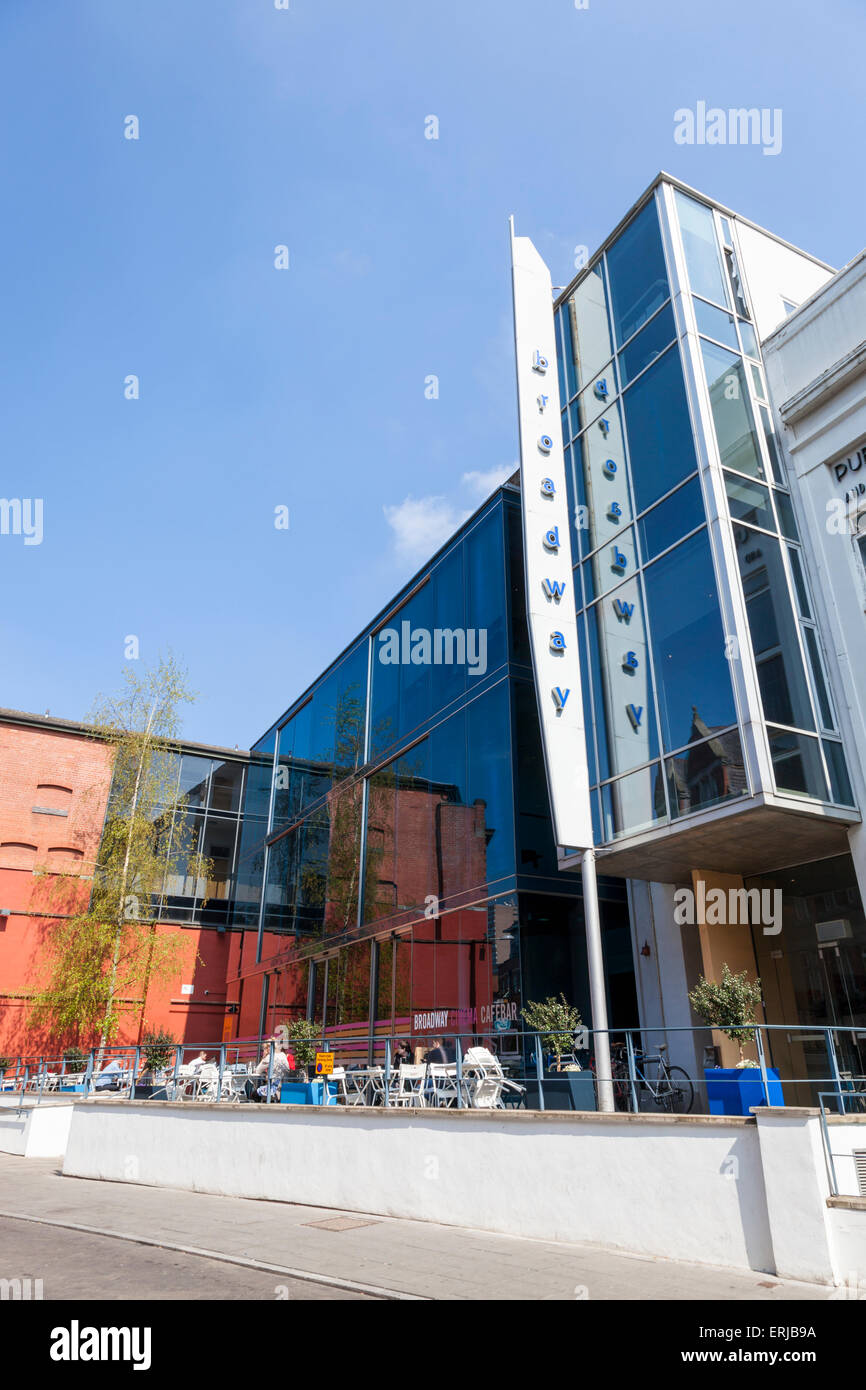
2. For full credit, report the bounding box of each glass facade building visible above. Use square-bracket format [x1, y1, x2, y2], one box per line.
[203, 175, 863, 1077]
[227, 491, 636, 1050]
[554, 181, 856, 868]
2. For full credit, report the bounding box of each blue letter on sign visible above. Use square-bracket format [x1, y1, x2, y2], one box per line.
[544, 526, 560, 551]
[550, 631, 566, 651]
[552, 687, 570, 710]
[626, 704, 643, 730]
[542, 578, 566, 600]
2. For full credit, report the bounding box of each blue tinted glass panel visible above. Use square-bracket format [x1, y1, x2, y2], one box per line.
[694, 297, 739, 349]
[643, 529, 737, 752]
[759, 405, 786, 486]
[734, 526, 815, 731]
[637, 476, 703, 562]
[606, 200, 669, 346]
[622, 345, 698, 513]
[619, 301, 675, 386]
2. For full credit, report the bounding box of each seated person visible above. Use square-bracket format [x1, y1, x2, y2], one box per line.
[423, 1037, 456, 1065]
[247, 1034, 295, 1100]
[188, 1050, 209, 1072]
[392, 1039, 412, 1067]
[93, 1057, 124, 1090]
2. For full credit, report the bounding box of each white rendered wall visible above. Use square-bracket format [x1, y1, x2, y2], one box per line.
[0, 1099, 73, 1157]
[735, 222, 832, 342]
[64, 1101, 773, 1273]
[762, 252, 866, 905]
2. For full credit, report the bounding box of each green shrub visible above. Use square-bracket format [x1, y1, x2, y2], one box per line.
[688, 964, 764, 1064]
[521, 995, 583, 1066]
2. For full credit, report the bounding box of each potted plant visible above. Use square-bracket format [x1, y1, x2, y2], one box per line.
[0, 1056, 12, 1088]
[280, 1020, 334, 1105]
[688, 965, 783, 1115]
[521, 995, 596, 1112]
[59, 1046, 89, 1091]
[136, 1028, 177, 1098]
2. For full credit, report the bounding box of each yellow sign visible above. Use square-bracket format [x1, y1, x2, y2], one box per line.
[314, 1051, 334, 1076]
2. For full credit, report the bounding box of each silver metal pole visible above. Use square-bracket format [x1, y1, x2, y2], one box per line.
[581, 848, 614, 1113]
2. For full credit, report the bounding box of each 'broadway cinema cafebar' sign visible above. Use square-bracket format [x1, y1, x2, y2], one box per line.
[412, 1002, 519, 1033]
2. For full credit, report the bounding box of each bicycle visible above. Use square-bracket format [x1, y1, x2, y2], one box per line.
[591, 1042, 694, 1114]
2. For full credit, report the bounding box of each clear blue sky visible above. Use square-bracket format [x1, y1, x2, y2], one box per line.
[2, 0, 864, 749]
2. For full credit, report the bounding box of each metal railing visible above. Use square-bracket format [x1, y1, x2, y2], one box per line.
[2, 1022, 865, 1116]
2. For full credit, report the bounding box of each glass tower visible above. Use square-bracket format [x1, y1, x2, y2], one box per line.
[553, 178, 856, 869]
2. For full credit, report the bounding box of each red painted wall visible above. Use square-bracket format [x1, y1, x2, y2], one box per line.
[0, 718, 235, 1061]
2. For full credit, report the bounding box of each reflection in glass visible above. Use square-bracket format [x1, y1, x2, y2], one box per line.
[622, 346, 697, 513]
[701, 340, 764, 479]
[637, 475, 704, 563]
[580, 401, 633, 558]
[601, 764, 667, 840]
[774, 489, 799, 542]
[734, 526, 815, 731]
[606, 200, 669, 346]
[586, 581, 658, 780]
[768, 729, 828, 800]
[643, 529, 737, 752]
[676, 191, 728, 305]
[567, 264, 615, 391]
[803, 627, 835, 729]
[209, 760, 244, 814]
[823, 741, 854, 806]
[725, 473, 776, 531]
[694, 297, 739, 349]
[618, 301, 675, 386]
[666, 729, 747, 818]
[582, 529, 638, 603]
[788, 546, 812, 619]
[739, 319, 759, 359]
[758, 405, 786, 486]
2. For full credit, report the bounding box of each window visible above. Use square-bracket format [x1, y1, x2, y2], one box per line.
[701, 340, 764, 479]
[622, 345, 698, 512]
[676, 192, 729, 306]
[643, 529, 737, 753]
[733, 526, 815, 731]
[618, 301, 675, 386]
[606, 200, 669, 346]
[637, 475, 704, 563]
[694, 297, 739, 350]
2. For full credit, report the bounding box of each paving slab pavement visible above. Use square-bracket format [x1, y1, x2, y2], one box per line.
[0, 1154, 832, 1302]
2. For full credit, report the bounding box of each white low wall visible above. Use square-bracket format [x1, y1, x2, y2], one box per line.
[64, 1101, 776, 1274]
[0, 1098, 74, 1157]
[755, 1109, 866, 1286]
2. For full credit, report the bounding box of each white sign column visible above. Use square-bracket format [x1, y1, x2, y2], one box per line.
[510, 222, 614, 1111]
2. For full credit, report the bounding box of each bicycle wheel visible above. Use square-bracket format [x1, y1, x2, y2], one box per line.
[659, 1065, 694, 1114]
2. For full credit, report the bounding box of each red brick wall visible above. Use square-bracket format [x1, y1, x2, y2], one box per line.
[0, 720, 236, 1060]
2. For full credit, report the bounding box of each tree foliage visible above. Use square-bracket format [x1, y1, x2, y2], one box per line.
[30, 656, 211, 1052]
[521, 994, 583, 1063]
[688, 964, 764, 1061]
